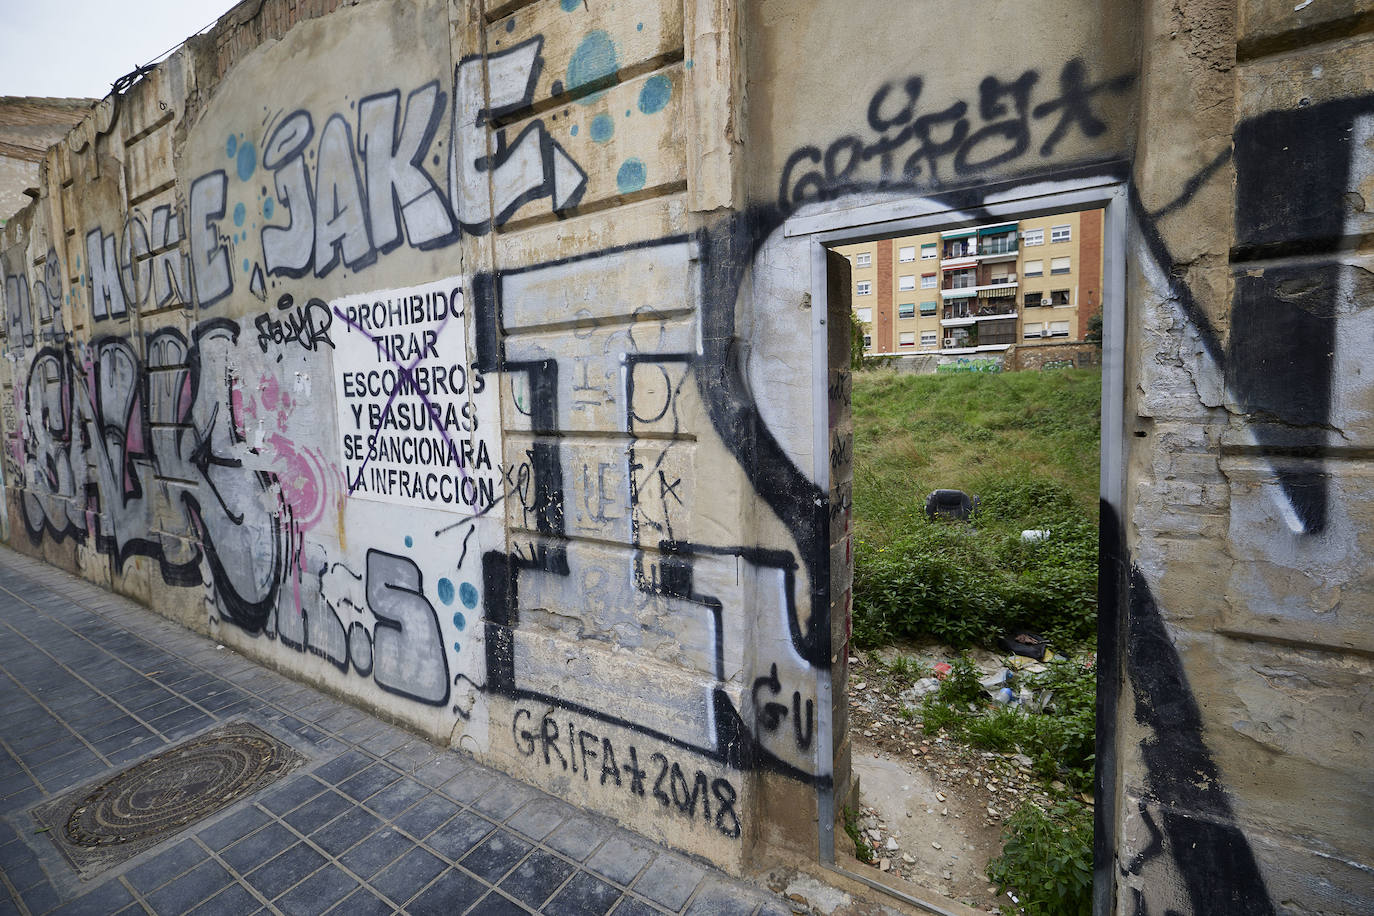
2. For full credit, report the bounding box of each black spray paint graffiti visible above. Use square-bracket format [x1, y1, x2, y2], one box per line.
[11, 318, 452, 707]
[59, 33, 586, 323]
[513, 707, 742, 839]
[254, 293, 335, 356]
[471, 234, 827, 793]
[779, 58, 1135, 209]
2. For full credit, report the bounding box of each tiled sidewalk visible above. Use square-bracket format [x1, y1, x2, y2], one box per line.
[0, 546, 790, 916]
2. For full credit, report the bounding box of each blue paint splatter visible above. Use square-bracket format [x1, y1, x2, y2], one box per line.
[638, 74, 671, 114]
[685, 59, 694, 70]
[226, 135, 237, 158]
[567, 30, 617, 104]
[453, 641, 462, 653]
[241, 258, 250, 273]
[404, 535, 414, 548]
[236, 141, 256, 181]
[570, 124, 579, 136]
[452, 611, 466, 630]
[617, 158, 646, 193]
[625, 109, 632, 117]
[234, 203, 246, 226]
[437, 578, 455, 605]
[637, 22, 643, 31]
[262, 197, 274, 219]
[459, 582, 478, 609]
[590, 113, 614, 143]
[560, 0, 580, 10]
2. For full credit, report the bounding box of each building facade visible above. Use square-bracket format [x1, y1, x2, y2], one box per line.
[839, 208, 1103, 359]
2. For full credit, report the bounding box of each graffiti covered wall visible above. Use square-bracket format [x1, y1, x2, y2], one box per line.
[2, 0, 1371, 905]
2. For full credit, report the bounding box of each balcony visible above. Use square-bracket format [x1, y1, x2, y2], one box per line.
[942, 299, 1019, 326]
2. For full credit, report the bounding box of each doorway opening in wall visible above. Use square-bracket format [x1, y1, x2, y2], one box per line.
[806, 180, 1125, 916]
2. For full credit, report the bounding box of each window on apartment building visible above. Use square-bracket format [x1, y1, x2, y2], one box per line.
[863, 334, 872, 349]
[1022, 228, 1043, 246]
[921, 243, 937, 259]
[1051, 225, 1071, 243]
[856, 307, 872, 323]
[898, 246, 916, 262]
[899, 275, 916, 291]
[1049, 321, 1070, 337]
[921, 273, 936, 289]
[898, 303, 915, 319]
[1050, 289, 1071, 306]
[1024, 260, 1043, 278]
[857, 281, 872, 295]
[1024, 292, 1043, 308]
[949, 268, 977, 289]
[920, 301, 937, 316]
[899, 331, 916, 347]
[855, 252, 872, 267]
[1024, 322, 1044, 339]
[1051, 256, 1071, 275]
[920, 331, 937, 348]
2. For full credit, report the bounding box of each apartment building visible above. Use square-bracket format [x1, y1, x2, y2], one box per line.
[838, 208, 1104, 359]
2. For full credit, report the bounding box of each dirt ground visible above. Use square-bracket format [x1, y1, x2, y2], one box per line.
[838, 647, 1068, 914]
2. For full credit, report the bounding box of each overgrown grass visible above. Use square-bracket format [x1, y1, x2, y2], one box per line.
[987, 800, 1094, 916]
[850, 368, 1101, 649]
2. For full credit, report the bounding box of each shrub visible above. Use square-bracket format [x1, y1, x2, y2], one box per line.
[987, 800, 1093, 916]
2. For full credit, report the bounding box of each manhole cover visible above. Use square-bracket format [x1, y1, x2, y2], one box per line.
[33, 721, 304, 878]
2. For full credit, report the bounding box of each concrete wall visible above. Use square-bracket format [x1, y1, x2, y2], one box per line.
[0, 98, 96, 223]
[0, 0, 1370, 909]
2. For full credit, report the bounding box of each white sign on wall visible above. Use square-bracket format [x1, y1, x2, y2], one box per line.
[331, 277, 497, 514]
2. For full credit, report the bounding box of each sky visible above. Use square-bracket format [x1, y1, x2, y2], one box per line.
[0, 0, 237, 99]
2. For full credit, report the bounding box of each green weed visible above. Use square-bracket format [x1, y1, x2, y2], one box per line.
[987, 800, 1093, 916]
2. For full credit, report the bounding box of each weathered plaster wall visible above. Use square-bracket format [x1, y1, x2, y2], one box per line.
[1, 0, 1370, 907]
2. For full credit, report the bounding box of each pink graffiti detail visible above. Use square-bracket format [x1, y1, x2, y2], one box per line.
[260, 375, 280, 411]
[265, 433, 335, 531]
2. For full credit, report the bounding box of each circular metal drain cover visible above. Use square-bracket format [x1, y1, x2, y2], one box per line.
[33, 721, 304, 878]
[66, 729, 285, 847]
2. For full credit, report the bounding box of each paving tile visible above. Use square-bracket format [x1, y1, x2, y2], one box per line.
[219, 821, 297, 874]
[506, 797, 573, 841]
[243, 842, 326, 898]
[545, 816, 610, 863]
[412, 752, 470, 788]
[633, 855, 706, 912]
[470, 890, 535, 915]
[393, 792, 463, 841]
[325, 888, 396, 916]
[125, 838, 207, 893]
[312, 749, 372, 785]
[361, 776, 428, 819]
[48, 880, 136, 916]
[196, 803, 272, 850]
[441, 766, 498, 803]
[336, 762, 401, 802]
[472, 778, 540, 821]
[405, 867, 488, 916]
[544, 871, 624, 916]
[18, 880, 59, 915]
[258, 774, 328, 815]
[499, 849, 575, 909]
[185, 883, 262, 916]
[282, 788, 353, 834]
[459, 831, 533, 883]
[426, 809, 497, 862]
[2, 856, 48, 892]
[309, 806, 382, 857]
[586, 834, 655, 887]
[274, 862, 359, 916]
[370, 845, 448, 905]
[683, 884, 762, 916]
[337, 827, 412, 879]
[610, 898, 671, 916]
[143, 858, 232, 915]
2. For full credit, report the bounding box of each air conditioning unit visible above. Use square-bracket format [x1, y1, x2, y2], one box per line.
[943, 338, 955, 348]
[1040, 328, 1051, 337]
[1041, 297, 1052, 306]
